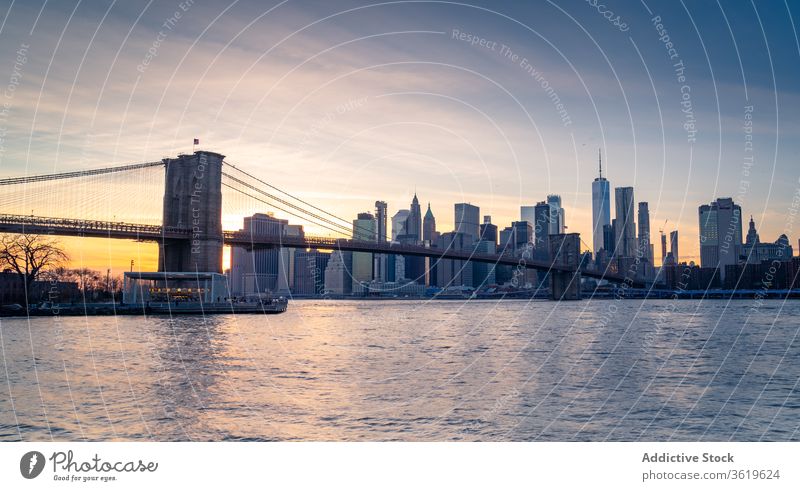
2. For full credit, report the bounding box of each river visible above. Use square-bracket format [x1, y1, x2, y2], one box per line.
[1, 299, 798, 441]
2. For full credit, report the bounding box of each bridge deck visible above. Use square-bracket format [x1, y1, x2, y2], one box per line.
[0, 213, 644, 286]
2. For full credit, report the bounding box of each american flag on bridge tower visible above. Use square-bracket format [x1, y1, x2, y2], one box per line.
[193, 138, 200, 145]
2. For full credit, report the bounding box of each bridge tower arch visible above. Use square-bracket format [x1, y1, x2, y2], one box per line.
[549, 233, 582, 300]
[158, 151, 224, 273]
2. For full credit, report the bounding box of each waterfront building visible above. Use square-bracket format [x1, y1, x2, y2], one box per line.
[293, 250, 330, 296]
[324, 250, 353, 296]
[230, 213, 287, 296]
[275, 224, 304, 295]
[742, 216, 794, 263]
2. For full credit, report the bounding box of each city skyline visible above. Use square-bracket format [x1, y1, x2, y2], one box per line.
[0, 1, 798, 272]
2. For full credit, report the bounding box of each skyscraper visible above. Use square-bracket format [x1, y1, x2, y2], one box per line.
[480, 215, 497, 244]
[512, 221, 533, 251]
[533, 200, 551, 257]
[614, 187, 636, 258]
[699, 198, 742, 279]
[375, 201, 387, 242]
[474, 218, 498, 287]
[637, 202, 652, 261]
[547, 194, 565, 235]
[423, 202, 438, 243]
[293, 250, 330, 296]
[352, 212, 376, 288]
[520, 205, 536, 229]
[230, 213, 288, 296]
[591, 149, 611, 254]
[324, 250, 353, 296]
[374, 201, 388, 281]
[391, 209, 410, 241]
[454, 203, 480, 242]
[436, 232, 474, 288]
[405, 193, 422, 242]
[669, 230, 679, 264]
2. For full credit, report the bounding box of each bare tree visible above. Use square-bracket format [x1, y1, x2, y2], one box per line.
[0, 234, 69, 305]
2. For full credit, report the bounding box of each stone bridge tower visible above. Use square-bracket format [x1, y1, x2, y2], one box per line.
[549, 233, 581, 300]
[158, 151, 224, 273]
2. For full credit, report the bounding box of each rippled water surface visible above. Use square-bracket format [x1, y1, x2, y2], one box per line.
[1, 299, 799, 441]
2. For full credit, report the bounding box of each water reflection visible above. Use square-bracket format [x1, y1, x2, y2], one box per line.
[1, 299, 798, 441]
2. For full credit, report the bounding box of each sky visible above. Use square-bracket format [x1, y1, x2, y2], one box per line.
[0, 0, 798, 272]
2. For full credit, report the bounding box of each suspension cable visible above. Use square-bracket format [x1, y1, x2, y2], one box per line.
[0, 161, 164, 186]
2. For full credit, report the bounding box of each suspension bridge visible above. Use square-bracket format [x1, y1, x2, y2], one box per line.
[0, 151, 646, 300]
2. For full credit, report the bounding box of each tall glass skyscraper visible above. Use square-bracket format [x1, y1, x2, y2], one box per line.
[614, 186, 636, 258]
[546, 195, 565, 235]
[591, 150, 611, 254]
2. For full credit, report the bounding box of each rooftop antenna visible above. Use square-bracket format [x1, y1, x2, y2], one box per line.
[598, 148, 603, 179]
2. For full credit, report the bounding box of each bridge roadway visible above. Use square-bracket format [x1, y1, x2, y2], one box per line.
[0, 213, 644, 286]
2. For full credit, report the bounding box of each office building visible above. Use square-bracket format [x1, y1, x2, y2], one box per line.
[499, 226, 515, 254]
[436, 232, 474, 288]
[352, 212, 376, 287]
[405, 193, 422, 241]
[547, 194, 565, 235]
[669, 230, 679, 264]
[480, 215, 498, 245]
[473, 238, 497, 287]
[699, 198, 743, 279]
[293, 250, 330, 296]
[591, 149, 611, 254]
[454, 203, 480, 242]
[423, 203, 438, 243]
[520, 206, 537, 231]
[637, 202, 652, 262]
[374, 201, 388, 282]
[533, 200, 551, 257]
[512, 221, 533, 251]
[229, 213, 287, 296]
[391, 209, 410, 241]
[614, 187, 637, 258]
[324, 250, 353, 295]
